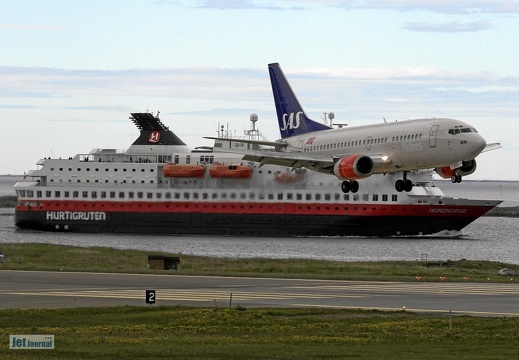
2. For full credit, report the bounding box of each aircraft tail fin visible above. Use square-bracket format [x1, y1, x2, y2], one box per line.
[268, 63, 331, 139]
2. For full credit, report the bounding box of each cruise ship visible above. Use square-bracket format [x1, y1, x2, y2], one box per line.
[14, 112, 501, 236]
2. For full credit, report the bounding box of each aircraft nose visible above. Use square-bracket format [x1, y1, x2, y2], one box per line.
[468, 133, 486, 158]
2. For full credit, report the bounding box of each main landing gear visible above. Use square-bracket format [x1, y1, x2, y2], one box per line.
[451, 174, 462, 183]
[341, 180, 359, 193]
[395, 172, 413, 192]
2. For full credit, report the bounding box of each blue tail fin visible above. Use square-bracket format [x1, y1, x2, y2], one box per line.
[268, 63, 332, 139]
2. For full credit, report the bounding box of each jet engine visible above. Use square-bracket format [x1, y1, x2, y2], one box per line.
[435, 159, 477, 179]
[333, 154, 374, 180]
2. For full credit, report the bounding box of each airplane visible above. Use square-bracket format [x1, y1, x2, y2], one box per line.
[206, 63, 501, 193]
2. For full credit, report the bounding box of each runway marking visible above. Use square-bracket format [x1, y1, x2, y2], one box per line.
[4, 289, 367, 302]
[289, 283, 519, 296]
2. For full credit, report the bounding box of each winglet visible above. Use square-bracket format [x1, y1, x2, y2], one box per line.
[268, 63, 331, 139]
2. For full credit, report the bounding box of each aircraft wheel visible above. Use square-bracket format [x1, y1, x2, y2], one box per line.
[341, 180, 351, 193]
[395, 179, 405, 192]
[404, 179, 413, 192]
[351, 180, 359, 193]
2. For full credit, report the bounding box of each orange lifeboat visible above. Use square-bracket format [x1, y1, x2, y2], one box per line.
[275, 172, 304, 184]
[163, 163, 205, 178]
[209, 164, 252, 179]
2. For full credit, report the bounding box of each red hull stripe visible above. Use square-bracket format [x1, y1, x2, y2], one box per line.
[16, 200, 494, 217]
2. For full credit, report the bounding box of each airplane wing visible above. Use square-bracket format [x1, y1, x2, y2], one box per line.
[482, 142, 501, 153]
[215, 147, 390, 175]
[204, 137, 287, 151]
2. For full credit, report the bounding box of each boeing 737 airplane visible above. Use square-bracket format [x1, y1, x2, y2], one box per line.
[206, 63, 501, 193]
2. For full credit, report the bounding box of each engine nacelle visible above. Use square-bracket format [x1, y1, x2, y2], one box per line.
[435, 159, 477, 179]
[333, 154, 374, 180]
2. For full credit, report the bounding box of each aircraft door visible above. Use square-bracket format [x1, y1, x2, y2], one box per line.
[366, 136, 372, 151]
[297, 141, 304, 152]
[429, 125, 439, 148]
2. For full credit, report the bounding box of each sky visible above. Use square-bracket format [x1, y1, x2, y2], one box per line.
[1, 0, 518, 180]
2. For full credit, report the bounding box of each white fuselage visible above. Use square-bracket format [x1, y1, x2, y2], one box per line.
[281, 118, 486, 173]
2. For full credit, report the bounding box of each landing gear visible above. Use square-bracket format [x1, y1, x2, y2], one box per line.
[395, 172, 413, 192]
[341, 180, 359, 193]
[451, 174, 462, 183]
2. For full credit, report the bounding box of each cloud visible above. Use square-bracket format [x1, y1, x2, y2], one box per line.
[190, 0, 306, 10]
[1, 65, 518, 123]
[402, 20, 491, 32]
[329, 0, 519, 14]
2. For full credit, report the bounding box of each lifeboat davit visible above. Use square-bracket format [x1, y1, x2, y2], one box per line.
[209, 164, 252, 179]
[163, 164, 205, 178]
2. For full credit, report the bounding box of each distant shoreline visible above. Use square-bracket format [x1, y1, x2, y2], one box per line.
[1, 195, 518, 217]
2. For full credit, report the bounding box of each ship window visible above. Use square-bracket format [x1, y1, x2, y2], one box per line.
[315, 194, 321, 201]
[325, 194, 331, 201]
[278, 193, 283, 200]
[110, 191, 116, 199]
[59, 168, 63, 171]
[123, 169, 127, 172]
[296, 193, 302, 200]
[91, 191, 97, 199]
[157, 192, 162, 199]
[77, 168, 81, 171]
[392, 195, 398, 201]
[64, 191, 69, 198]
[238, 192, 245, 199]
[202, 192, 207, 199]
[101, 191, 107, 198]
[81, 191, 88, 198]
[287, 193, 293, 200]
[306, 194, 312, 200]
[46, 191, 51, 197]
[183, 192, 190, 200]
[150, 169, 154, 172]
[138, 192, 144, 199]
[268, 193, 274, 200]
[334, 193, 340, 200]
[344, 194, 349, 201]
[373, 194, 378, 201]
[363, 194, 369, 201]
[230, 193, 236, 199]
[249, 192, 255, 200]
[129, 192, 135, 199]
[132, 169, 136, 172]
[212, 193, 218, 199]
[147, 192, 153, 199]
[68, 168, 72, 171]
[141, 169, 145, 172]
[119, 192, 125, 199]
[27, 190, 33, 197]
[382, 194, 388, 201]
[35, 190, 41, 198]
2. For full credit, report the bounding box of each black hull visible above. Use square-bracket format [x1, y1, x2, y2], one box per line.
[15, 210, 481, 237]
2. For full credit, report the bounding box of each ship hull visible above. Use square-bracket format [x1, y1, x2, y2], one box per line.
[15, 202, 497, 237]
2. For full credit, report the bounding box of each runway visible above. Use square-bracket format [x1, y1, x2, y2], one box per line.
[1, 270, 518, 316]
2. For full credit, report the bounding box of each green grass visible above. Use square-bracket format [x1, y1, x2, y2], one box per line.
[1, 306, 518, 359]
[0, 243, 517, 283]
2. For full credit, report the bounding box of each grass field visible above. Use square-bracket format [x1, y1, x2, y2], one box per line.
[1, 306, 519, 359]
[0, 243, 517, 282]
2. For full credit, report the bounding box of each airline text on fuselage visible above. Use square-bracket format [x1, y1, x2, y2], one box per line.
[402, 141, 423, 152]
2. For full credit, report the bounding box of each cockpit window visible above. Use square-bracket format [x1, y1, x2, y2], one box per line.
[448, 125, 478, 135]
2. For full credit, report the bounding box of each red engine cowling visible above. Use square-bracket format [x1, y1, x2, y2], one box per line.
[333, 154, 374, 180]
[435, 159, 477, 179]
